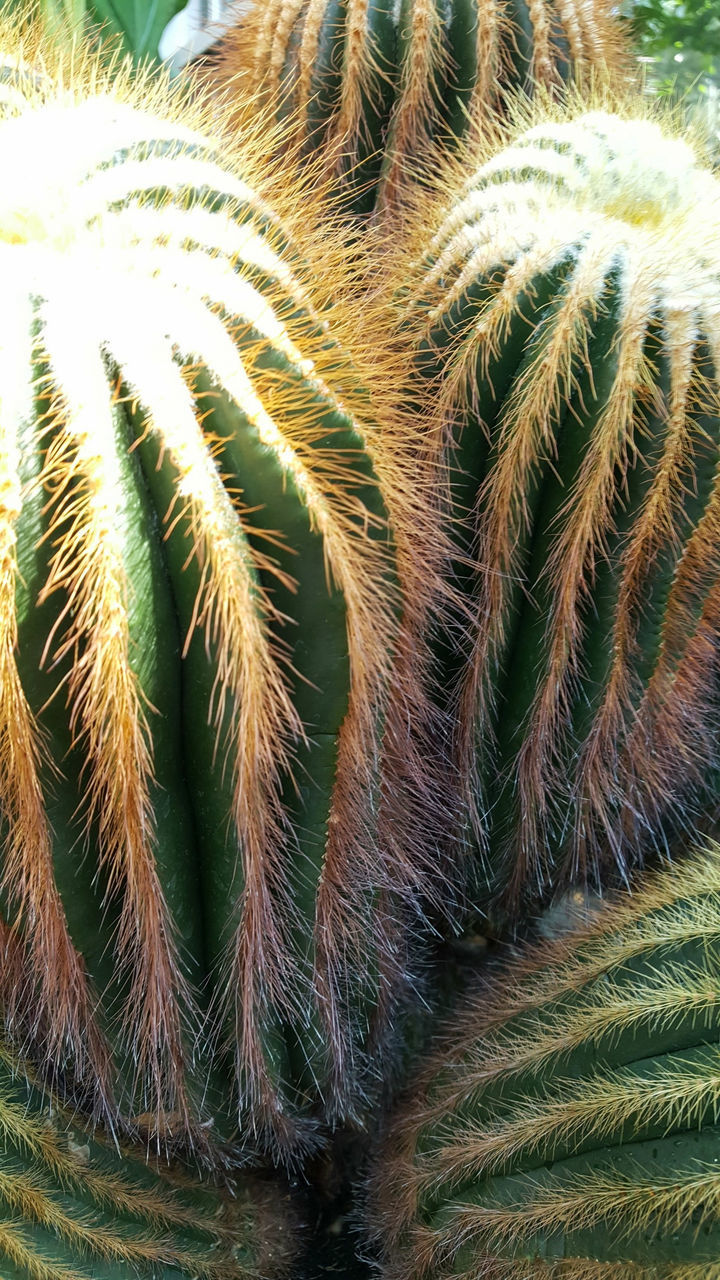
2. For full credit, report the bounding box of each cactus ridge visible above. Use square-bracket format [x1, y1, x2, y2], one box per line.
[210, 0, 627, 214]
[0, 1048, 289, 1280]
[393, 102, 720, 907]
[371, 841, 720, 1279]
[403, 846, 720, 1133]
[0, 23, 443, 1152]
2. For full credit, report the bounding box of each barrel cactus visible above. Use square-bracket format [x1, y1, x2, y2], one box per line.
[0, 1043, 298, 1279]
[386, 103, 720, 913]
[371, 838, 720, 1278]
[0, 18, 442, 1158]
[208, 0, 629, 215]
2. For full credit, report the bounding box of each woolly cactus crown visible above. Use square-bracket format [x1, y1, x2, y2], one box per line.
[396, 101, 720, 906]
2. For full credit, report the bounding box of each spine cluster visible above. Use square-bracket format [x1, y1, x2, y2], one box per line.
[371, 841, 720, 1279]
[392, 107, 720, 910]
[210, 0, 628, 212]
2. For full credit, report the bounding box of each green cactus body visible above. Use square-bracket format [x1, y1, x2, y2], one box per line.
[399, 108, 720, 911]
[0, 1046, 296, 1279]
[371, 841, 720, 1279]
[0, 30, 406, 1155]
[210, 0, 627, 214]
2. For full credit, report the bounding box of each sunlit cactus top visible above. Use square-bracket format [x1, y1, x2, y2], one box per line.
[0, 20, 425, 1154]
[371, 839, 720, 1280]
[210, 0, 629, 214]
[397, 103, 720, 908]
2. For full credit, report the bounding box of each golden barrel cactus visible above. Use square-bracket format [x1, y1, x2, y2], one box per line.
[371, 840, 720, 1279]
[385, 101, 720, 912]
[206, 0, 630, 213]
[0, 17, 443, 1157]
[0, 1043, 298, 1279]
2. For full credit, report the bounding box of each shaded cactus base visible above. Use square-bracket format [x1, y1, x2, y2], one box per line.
[371, 843, 720, 1279]
[0, 1049, 299, 1280]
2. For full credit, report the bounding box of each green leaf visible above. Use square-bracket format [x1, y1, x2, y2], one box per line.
[5, 0, 188, 61]
[86, 0, 187, 60]
[41, 0, 89, 26]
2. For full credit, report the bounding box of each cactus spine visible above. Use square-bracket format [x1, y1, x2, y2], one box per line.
[389, 104, 720, 911]
[371, 840, 720, 1279]
[209, 0, 628, 214]
[0, 21, 441, 1155]
[0, 1044, 296, 1279]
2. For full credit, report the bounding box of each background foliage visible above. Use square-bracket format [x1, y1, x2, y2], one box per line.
[40, 0, 187, 60]
[629, 0, 720, 54]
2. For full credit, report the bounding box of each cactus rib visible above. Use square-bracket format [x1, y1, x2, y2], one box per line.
[371, 841, 720, 1279]
[390, 102, 720, 908]
[0, 21, 421, 1151]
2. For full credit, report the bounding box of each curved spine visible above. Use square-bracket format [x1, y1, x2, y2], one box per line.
[209, 0, 628, 214]
[371, 840, 720, 1280]
[391, 104, 720, 910]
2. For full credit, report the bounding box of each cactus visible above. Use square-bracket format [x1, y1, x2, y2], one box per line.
[386, 102, 720, 913]
[0, 1043, 298, 1279]
[207, 0, 629, 215]
[371, 838, 720, 1279]
[0, 15, 443, 1157]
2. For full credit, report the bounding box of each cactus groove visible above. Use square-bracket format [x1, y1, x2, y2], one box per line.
[209, 0, 628, 213]
[371, 840, 720, 1279]
[392, 104, 720, 911]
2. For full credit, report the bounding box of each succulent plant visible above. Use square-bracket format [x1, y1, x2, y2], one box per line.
[0, 17, 443, 1158]
[0, 1042, 297, 1280]
[386, 102, 720, 913]
[207, 0, 629, 215]
[6, 0, 187, 63]
[370, 838, 720, 1279]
